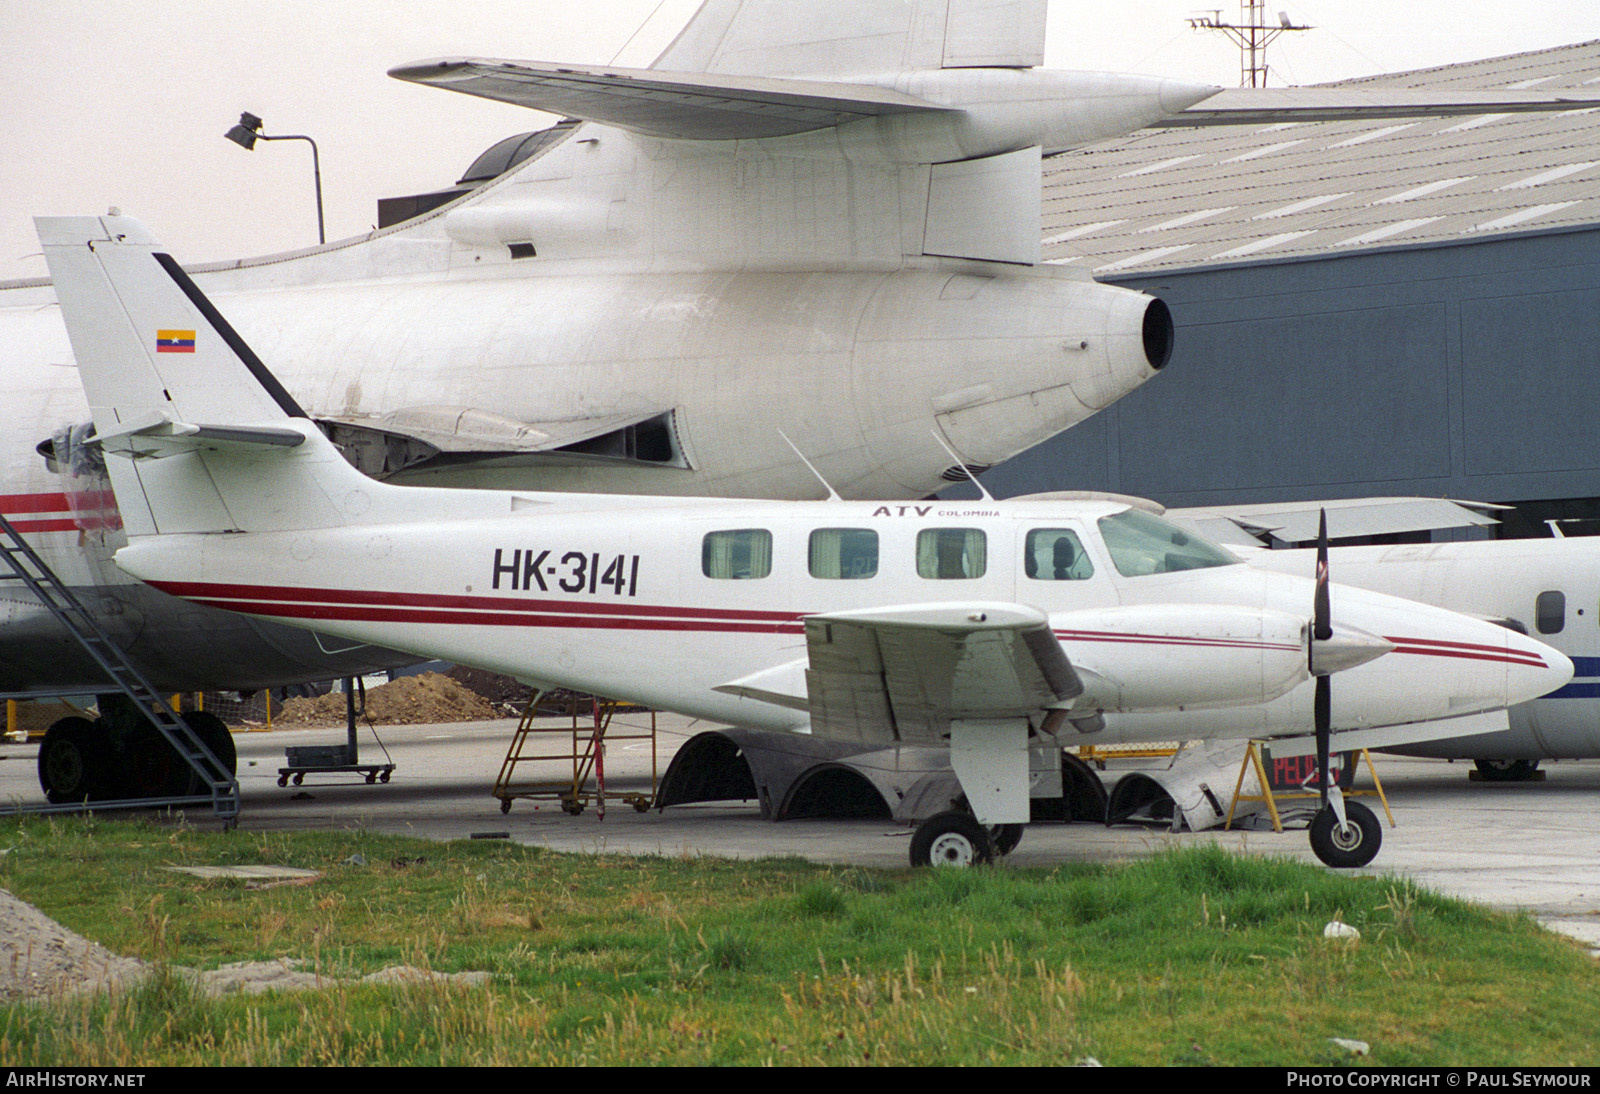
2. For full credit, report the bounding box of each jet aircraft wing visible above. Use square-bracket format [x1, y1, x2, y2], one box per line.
[800, 603, 1082, 745]
[388, 59, 955, 141]
[1161, 87, 1600, 127]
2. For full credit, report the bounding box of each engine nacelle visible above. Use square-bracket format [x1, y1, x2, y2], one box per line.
[1053, 604, 1309, 713]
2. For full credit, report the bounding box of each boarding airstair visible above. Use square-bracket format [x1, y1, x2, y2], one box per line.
[0, 513, 240, 824]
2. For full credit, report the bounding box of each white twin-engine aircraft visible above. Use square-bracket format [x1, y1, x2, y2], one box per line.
[39, 215, 1572, 868]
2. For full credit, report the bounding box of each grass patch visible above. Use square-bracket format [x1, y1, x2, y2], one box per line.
[0, 818, 1595, 1065]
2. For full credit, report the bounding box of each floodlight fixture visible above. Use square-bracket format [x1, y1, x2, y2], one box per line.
[222, 112, 325, 244]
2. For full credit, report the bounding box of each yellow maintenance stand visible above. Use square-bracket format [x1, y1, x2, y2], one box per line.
[493, 693, 657, 815]
[1224, 741, 1395, 832]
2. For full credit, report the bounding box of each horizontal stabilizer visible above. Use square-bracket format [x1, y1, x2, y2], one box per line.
[90, 412, 306, 459]
[1168, 497, 1505, 546]
[389, 58, 953, 140]
[1164, 87, 1600, 127]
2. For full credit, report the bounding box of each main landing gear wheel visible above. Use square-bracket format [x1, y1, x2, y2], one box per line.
[1309, 801, 1381, 869]
[989, 824, 1024, 857]
[910, 811, 995, 868]
[178, 711, 238, 795]
[1474, 758, 1541, 782]
[38, 717, 110, 803]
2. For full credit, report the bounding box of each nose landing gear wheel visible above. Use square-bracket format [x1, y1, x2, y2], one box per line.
[910, 811, 995, 868]
[1309, 800, 1381, 868]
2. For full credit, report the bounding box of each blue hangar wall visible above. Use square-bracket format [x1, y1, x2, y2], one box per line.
[983, 225, 1600, 514]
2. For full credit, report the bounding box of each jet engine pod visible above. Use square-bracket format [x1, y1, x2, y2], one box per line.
[852, 269, 1172, 490]
[1142, 296, 1173, 371]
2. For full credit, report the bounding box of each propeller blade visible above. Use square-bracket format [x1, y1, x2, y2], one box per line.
[1313, 508, 1331, 644]
[1313, 508, 1331, 805]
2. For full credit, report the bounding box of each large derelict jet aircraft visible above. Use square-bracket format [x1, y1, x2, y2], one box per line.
[36, 214, 1572, 866]
[3, 0, 1189, 702]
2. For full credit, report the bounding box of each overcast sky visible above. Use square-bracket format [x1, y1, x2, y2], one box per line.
[4, 0, 1598, 282]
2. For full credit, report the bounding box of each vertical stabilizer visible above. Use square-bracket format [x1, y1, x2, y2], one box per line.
[37, 215, 357, 537]
[651, 0, 1046, 77]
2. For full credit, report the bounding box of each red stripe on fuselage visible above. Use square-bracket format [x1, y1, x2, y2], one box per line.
[147, 579, 805, 624]
[1054, 627, 1302, 653]
[1384, 634, 1547, 669]
[3, 518, 79, 534]
[182, 597, 808, 633]
[0, 492, 72, 515]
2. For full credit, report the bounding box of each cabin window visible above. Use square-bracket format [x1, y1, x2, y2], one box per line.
[916, 528, 986, 579]
[702, 529, 772, 580]
[1096, 508, 1236, 577]
[809, 528, 878, 579]
[1536, 590, 1566, 634]
[1025, 529, 1094, 581]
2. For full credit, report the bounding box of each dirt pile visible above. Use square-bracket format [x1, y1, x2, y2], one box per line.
[447, 665, 536, 710]
[0, 888, 146, 1001]
[273, 672, 501, 727]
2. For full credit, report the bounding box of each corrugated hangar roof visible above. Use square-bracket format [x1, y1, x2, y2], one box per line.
[1043, 40, 1600, 274]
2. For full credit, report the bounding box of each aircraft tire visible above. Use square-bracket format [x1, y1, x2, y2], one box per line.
[1309, 801, 1381, 869]
[990, 824, 1024, 856]
[38, 717, 111, 803]
[910, 811, 995, 868]
[1473, 758, 1540, 782]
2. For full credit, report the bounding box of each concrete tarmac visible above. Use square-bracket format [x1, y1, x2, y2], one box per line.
[3, 711, 1598, 952]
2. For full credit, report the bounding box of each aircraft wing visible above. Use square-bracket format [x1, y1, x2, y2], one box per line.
[388, 59, 954, 141]
[1166, 497, 1506, 547]
[801, 603, 1082, 744]
[1161, 87, 1600, 127]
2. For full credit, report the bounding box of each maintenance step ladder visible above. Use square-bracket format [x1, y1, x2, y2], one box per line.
[1224, 740, 1394, 833]
[493, 694, 657, 816]
[0, 512, 240, 824]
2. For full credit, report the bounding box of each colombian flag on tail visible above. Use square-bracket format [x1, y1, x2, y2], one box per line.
[156, 329, 195, 353]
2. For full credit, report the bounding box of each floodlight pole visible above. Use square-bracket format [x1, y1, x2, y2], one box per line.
[224, 113, 326, 245]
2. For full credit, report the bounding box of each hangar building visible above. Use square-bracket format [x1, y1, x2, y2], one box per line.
[986, 41, 1600, 541]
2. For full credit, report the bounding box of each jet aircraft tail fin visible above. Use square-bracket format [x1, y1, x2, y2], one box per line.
[651, 0, 1048, 77]
[37, 215, 373, 538]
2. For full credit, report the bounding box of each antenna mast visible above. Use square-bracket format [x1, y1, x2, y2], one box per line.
[1188, 2, 1311, 88]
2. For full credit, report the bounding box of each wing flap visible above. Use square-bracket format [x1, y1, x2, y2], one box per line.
[804, 603, 1082, 743]
[1163, 87, 1600, 127]
[388, 58, 953, 140]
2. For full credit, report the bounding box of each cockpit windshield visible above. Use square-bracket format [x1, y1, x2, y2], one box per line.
[1095, 508, 1238, 577]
